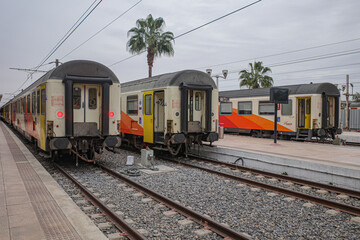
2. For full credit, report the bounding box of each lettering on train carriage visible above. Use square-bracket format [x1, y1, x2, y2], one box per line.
[51, 96, 64, 106]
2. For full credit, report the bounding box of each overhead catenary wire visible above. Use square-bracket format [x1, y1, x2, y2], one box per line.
[35, 0, 103, 70]
[38, 0, 98, 67]
[221, 49, 360, 76]
[10, 0, 103, 96]
[196, 36, 360, 70]
[108, 0, 262, 67]
[61, 0, 142, 60]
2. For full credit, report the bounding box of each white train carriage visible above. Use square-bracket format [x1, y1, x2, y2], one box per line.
[219, 83, 342, 140]
[120, 70, 219, 155]
[1, 60, 121, 161]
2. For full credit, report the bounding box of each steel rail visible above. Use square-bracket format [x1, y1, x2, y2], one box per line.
[162, 157, 360, 217]
[55, 164, 146, 240]
[98, 163, 251, 240]
[189, 153, 360, 199]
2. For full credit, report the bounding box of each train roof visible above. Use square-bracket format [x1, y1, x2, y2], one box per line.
[121, 70, 217, 93]
[219, 82, 340, 98]
[15, 60, 119, 99]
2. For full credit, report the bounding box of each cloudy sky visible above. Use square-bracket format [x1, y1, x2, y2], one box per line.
[1, 0, 360, 105]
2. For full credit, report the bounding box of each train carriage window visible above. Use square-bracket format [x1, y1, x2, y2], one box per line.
[145, 94, 152, 115]
[73, 87, 81, 109]
[27, 95, 30, 114]
[127, 95, 138, 115]
[259, 101, 274, 115]
[88, 88, 97, 109]
[37, 90, 40, 114]
[281, 99, 292, 116]
[41, 89, 46, 115]
[238, 101, 252, 115]
[220, 102, 233, 115]
[32, 92, 36, 114]
[306, 99, 311, 115]
[195, 92, 201, 111]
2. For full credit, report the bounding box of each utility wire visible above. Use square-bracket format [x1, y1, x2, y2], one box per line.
[38, 0, 98, 67]
[61, 0, 142, 60]
[196, 36, 360, 70]
[108, 0, 262, 67]
[36, 0, 103, 69]
[11, 0, 103, 96]
[268, 48, 360, 68]
[223, 48, 360, 75]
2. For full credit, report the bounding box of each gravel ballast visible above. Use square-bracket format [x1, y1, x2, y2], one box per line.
[98, 149, 360, 240]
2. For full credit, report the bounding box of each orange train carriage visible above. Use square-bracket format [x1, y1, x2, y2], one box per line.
[219, 83, 342, 140]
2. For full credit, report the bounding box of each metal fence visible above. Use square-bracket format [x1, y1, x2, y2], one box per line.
[341, 109, 360, 130]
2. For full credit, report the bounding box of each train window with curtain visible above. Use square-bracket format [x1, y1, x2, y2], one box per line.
[37, 90, 40, 114]
[145, 94, 152, 115]
[238, 101, 252, 115]
[220, 102, 233, 115]
[73, 87, 81, 109]
[32, 92, 36, 114]
[259, 101, 274, 115]
[27, 95, 30, 114]
[88, 88, 97, 109]
[281, 99, 292, 116]
[127, 95, 138, 115]
[41, 89, 46, 115]
[17, 100, 20, 113]
[195, 92, 201, 111]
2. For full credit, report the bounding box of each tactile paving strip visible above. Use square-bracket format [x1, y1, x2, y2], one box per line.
[0, 124, 81, 240]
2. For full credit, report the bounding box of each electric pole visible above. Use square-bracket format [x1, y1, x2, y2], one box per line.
[346, 75, 349, 130]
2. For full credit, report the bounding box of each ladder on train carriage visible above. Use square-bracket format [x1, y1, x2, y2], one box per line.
[294, 129, 313, 141]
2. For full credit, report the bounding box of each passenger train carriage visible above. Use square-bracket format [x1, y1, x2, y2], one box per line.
[120, 70, 219, 155]
[219, 83, 342, 140]
[0, 60, 121, 161]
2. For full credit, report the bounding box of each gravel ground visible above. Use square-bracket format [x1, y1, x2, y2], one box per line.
[59, 160, 222, 240]
[98, 149, 360, 240]
[185, 159, 360, 208]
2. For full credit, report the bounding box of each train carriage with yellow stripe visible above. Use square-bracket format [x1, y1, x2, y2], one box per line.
[0, 60, 121, 161]
[120, 70, 219, 155]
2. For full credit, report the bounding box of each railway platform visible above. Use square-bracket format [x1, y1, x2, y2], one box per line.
[194, 132, 360, 191]
[0, 122, 107, 240]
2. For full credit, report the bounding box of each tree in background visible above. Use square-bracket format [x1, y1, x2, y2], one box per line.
[353, 92, 360, 102]
[239, 61, 273, 89]
[127, 14, 174, 77]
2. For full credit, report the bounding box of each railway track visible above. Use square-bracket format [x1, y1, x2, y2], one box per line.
[55, 163, 146, 240]
[159, 154, 360, 217]
[55, 161, 251, 240]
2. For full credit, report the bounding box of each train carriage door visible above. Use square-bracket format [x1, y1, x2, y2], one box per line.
[73, 85, 85, 123]
[154, 91, 165, 143]
[143, 91, 154, 143]
[85, 85, 101, 126]
[297, 97, 311, 129]
[73, 84, 101, 136]
[40, 85, 46, 150]
[188, 90, 204, 132]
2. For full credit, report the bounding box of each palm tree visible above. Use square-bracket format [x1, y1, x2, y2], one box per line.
[127, 14, 175, 77]
[353, 92, 360, 102]
[239, 61, 273, 89]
